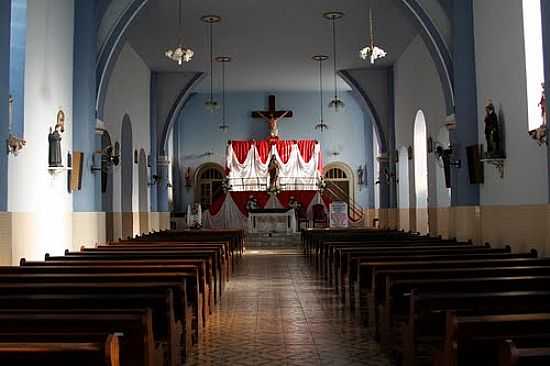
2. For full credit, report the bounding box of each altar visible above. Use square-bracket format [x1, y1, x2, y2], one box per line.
[248, 208, 296, 233]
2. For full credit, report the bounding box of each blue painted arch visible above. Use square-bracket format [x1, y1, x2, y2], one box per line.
[96, 0, 455, 132]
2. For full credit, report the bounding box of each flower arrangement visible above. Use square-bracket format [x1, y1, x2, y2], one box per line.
[267, 185, 281, 196]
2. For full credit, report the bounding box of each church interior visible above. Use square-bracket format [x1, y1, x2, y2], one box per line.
[1, 0, 550, 365]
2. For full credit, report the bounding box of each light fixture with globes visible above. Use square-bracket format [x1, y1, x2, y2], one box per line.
[216, 56, 232, 133]
[323, 11, 345, 111]
[201, 15, 222, 111]
[360, 3, 387, 65]
[165, 0, 194, 65]
[313, 55, 329, 132]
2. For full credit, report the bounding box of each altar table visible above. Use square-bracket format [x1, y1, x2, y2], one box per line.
[248, 208, 297, 233]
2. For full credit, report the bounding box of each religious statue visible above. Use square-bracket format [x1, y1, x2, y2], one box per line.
[539, 83, 547, 127]
[436, 146, 452, 188]
[357, 165, 364, 186]
[268, 157, 280, 189]
[48, 110, 65, 167]
[484, 100, 501, 157]
[246, 195, 258, 212]
[256, 110, 290, 138]
[252, 95, 293, 138]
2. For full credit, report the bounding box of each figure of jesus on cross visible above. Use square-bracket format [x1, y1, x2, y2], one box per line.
[252, 95, 293, 138]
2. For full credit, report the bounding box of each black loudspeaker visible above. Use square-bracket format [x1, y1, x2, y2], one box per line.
[466, 145, 484, 184]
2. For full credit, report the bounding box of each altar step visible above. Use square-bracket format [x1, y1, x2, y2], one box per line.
[246, 232, 301, 248]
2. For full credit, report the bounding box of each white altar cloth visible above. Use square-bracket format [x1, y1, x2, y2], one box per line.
[247, 208, 297, 233]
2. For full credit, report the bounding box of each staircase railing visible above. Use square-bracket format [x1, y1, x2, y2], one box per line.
[324, 181, 364, 223]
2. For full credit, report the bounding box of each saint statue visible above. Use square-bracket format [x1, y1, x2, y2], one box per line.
[256, 111, 290, 138]
[539, 83, 547, 127]
[246, 195, 258, 212]
[48, 110, 65, 167]
[268, 157, 280, 189]
[484, 100, 500, 157]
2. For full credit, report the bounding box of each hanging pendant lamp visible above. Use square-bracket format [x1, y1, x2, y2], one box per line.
[313, 55, 329, 132]
[201, 15, 222, 111]
[360, 4, 387, 64]
[216, 56, 231, 133]
[323, 11, 345, 112]
[165, 0, 194, 65]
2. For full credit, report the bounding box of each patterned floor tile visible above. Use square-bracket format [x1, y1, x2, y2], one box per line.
[185, 246, 395, 365]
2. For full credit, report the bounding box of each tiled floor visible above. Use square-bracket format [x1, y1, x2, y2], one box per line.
[187, 247, 393, 366]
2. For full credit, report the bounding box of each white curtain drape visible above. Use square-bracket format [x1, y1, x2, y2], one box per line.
[226, 142, 321, 191]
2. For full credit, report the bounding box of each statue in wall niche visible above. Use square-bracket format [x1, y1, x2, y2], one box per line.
[483, 100, 501, 157]
[48, 110, 65, 167]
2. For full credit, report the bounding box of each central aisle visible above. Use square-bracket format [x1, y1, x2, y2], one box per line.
[188, 247, 393, 366]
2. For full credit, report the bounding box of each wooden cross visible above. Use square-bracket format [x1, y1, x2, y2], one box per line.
[252, 95, 293, 138]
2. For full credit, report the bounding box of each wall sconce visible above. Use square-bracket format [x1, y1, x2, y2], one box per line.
[91, 143, 120, 174]
[6, 95, 26, 156]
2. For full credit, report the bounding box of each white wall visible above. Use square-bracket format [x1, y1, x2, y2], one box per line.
[474, 0, 548, 206]
[7, 0, 75, 263]
[103, 42, 151, 238]
[394, 35, 448, 209]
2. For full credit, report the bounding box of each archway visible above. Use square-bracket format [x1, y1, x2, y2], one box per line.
[138, 148, 149, 234]
[398, 146, 410, 232]
[120, 115, 134, 239]
[323, 162, 356, 213]
[194, 163, 224, 211]
[413, 110, 429, 234]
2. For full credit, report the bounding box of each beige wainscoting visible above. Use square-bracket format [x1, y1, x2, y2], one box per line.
[72, 212, 106, 250]
[0, 213, 11, 265]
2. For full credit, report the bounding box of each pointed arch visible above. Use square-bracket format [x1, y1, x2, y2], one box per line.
[413, 110, 429, 234]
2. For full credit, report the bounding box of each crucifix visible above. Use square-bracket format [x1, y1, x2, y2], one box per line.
[252, 95, 293, 138]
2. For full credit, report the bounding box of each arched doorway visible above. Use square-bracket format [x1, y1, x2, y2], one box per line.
[195, 163, 224, 211]
[138, 148, 149, 234]
[398, 146, 410, 232]
[323, 162, 355, 209]
[121, 115, 133, 239]
[413, 110, 429, 234]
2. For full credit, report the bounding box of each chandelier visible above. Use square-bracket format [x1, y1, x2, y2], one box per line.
[323, 11, 345, 111]
[360, 6, 387, 64]
[216, 56, 232, 133]
[313, 55, 329, 132]
[165, 0, 194, 65]
[201, 15, 222, 111]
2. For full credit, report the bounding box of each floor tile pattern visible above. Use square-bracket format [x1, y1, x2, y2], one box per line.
[187, 247, 393, 365]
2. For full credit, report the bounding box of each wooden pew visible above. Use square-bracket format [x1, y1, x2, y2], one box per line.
[499, 339, 550, 366]
[3, 264, 204, 333]
[0, 309, 156, 366]
[23, 257, 213, 319]
[0, 281, 188, 366]
[0, 333, 120, 366]
[58, 250, 223, 303]
[0, 274, 193, 364]
[388, 277, 550, 360]
[356, 253, 543, 295]
[335, 244, 504, 288]
[436, 311, 550, 366]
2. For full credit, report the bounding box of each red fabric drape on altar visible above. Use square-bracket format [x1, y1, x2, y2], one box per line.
[275, 140, 294, 163]
[296, 140, 315, 162]
[209, 191, 333, 217]
[255, 140, 271, 164]
[230, 140, 254, 164]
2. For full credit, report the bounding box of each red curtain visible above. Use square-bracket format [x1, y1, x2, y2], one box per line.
[229, 192, 270, 216]
[296, 140, 316, 162]
[277, 191, 317, 209]
[230, 140, 254, 164]
[255, 140, 271, 164]
[209, 193, 227, 216]
[275, 140, 295, 163]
